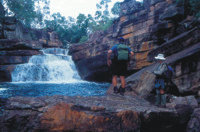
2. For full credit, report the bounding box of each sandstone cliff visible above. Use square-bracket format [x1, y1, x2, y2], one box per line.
[69, 0, 200, 96]
[1, 1, 200, 131]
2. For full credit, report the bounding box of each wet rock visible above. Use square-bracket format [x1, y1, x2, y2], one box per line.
[167, 96, 198, 109]
[187, 108, 200, 132]
[0, 65, 16, 82]
[0, 95, 194, 132]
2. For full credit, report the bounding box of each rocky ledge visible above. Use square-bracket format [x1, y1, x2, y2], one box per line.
[69, 0, 200, 85]
[0, 94, 198, 132]
[0, 17, 63, 82]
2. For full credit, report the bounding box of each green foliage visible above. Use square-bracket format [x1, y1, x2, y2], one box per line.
[111, 2, 120, 16]
[93, 0, 114, 31]
[1, 0, 123, 45]
[93, 19, 113, 31]
[79, 36, 88, 43]
[44, 0, 122, 45]
[2, 0, 50, 27]
[45, 13, 89, 45]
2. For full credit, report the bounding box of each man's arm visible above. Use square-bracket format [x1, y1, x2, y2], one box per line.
[107, 50, 112, 66]
[130, 51, 134, 58]
[127, 49, 134, 67]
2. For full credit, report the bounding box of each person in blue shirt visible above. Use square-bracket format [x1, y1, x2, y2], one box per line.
[107, 37, 134, 95]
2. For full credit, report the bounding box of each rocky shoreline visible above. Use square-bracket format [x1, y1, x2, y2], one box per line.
[0, 94, 199, 132]
[0, 0, 200, 131]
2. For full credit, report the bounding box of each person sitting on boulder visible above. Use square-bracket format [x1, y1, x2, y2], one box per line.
[153, 53, 173, 107]
[107, 37, 134, 96]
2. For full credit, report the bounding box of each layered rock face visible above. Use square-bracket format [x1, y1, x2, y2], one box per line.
[70, 0, 200, 95]
[108, 43, 200, 98]
[69, 31, 118, 81]
[0, 95, 196, 132]
[0, 9, 63, 82]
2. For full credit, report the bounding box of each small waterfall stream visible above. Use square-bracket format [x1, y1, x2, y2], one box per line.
[12, 48, 81, 83]
[0, 48, 109, 98]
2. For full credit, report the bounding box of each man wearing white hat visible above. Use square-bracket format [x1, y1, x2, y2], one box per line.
[153, 53, 168, 107]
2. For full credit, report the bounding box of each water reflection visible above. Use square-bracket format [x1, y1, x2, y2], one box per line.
[0, 82, 109, 98]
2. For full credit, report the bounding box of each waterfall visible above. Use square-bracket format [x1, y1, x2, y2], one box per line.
[12, 48, 81, 83]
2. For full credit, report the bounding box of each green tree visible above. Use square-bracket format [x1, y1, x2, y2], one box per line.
[2, 0, 50, 27]
[45, 13, 72, 44]
[93, 0, 113, 31]
[111, 2, 121, 16]
[45, 13, 90, 44]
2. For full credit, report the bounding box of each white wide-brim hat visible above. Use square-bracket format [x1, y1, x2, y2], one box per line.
[155, 54, 166, 60]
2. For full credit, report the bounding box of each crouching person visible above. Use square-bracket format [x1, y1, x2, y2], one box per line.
[153, 54, 168, 107]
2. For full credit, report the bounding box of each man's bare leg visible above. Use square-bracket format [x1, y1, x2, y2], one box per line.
[120, 76, 126, 88]
[119, 76, 125, 95]
[112, 75, 117, 87]
[112, 75, 119, 93]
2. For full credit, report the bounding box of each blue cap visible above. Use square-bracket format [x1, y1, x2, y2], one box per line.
[118, 37, 125, 42]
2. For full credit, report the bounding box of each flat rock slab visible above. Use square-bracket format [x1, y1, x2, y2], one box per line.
[0, 95, 193, 132]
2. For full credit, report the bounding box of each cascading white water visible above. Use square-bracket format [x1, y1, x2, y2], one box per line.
[12, 48, 81, 83]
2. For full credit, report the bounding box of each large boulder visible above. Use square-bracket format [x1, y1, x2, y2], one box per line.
[187, 108, 200, 132]
[160, 4, 185, 21]
[120, 0, 144, 16]
[167, 96, 198, 109]
[0, 95, 194, 132]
